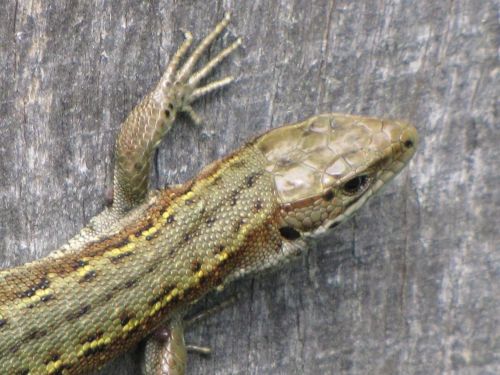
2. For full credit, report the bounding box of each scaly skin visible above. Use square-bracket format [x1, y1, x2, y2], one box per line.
[0, 14, 418, 375]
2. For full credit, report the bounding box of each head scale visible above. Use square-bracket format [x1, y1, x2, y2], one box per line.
[255, 113, 418, 239]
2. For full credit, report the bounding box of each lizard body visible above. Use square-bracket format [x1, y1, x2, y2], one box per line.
[0, 14, 418, 375]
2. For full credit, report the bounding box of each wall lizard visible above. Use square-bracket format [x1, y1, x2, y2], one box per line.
[0, 13, 418, 375]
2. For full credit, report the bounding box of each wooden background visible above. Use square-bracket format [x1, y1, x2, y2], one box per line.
[0, 1, 498, 374]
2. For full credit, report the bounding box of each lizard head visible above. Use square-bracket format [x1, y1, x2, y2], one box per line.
[255, 113, 418, 239]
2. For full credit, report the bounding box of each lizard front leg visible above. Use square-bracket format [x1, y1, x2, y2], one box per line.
[113, 12, 241, 214]
[58, 13, 241, 251]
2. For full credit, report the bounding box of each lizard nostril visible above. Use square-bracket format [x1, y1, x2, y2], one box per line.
[400, 124, 418, 151]
[404, 139, 414, 148]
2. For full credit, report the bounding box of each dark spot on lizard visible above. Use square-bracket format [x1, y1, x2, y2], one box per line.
[205, 216, 216, 226]
[0, 319, 6, 328]
[167, 215, 175, 224]
[83, 341, 108, 357]
[230, 190, 239, 206]
[82, 330, 104, 344]
[110, 251, 134, 263]
[10, 342, 21, 354]
[44, 352, 60, 364]
[245, 172, 262, 187]
[119, 312, 134, 326]
[322, 189, 335, 201]
[25, 328, 48, 342]
[40, 294, 54, 303]
[80, 270, 97, 283]
[109, 251, 134, 264]
[231, 159, 246, 169]
[124, 279, 138, 289]
[146, 264, 157, 274]
[279, 226, 301, 240]
[66, 305, 91, 321]
[113, 239, 130, 248]
[253, 199, 263, 211]
[19, 277, 50, 298]
[73, 259, 88, 269]
[20, 289, 35, 298]
[197, 271, 210, 288]
[191, 258, 202, 272]
[404, 139, 414, 148]
[211, 175, 223, 186]
[233, 219, 245, 233]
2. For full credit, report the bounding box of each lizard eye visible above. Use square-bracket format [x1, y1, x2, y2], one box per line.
[342, 175, 370, 195]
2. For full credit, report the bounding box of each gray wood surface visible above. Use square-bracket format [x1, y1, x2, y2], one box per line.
[1, 1, 498, 374]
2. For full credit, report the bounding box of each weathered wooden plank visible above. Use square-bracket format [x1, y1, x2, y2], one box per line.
[0, 1, 498, 374]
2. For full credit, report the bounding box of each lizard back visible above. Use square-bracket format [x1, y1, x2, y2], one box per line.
[0, 144, 281, 374]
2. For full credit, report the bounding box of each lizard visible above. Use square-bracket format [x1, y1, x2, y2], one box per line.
[0, 13, 418, 375]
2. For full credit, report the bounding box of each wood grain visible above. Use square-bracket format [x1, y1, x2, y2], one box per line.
[0, 1, 498, 374]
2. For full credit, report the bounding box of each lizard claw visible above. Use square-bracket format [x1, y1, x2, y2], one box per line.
[155, 13, 241, 109]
